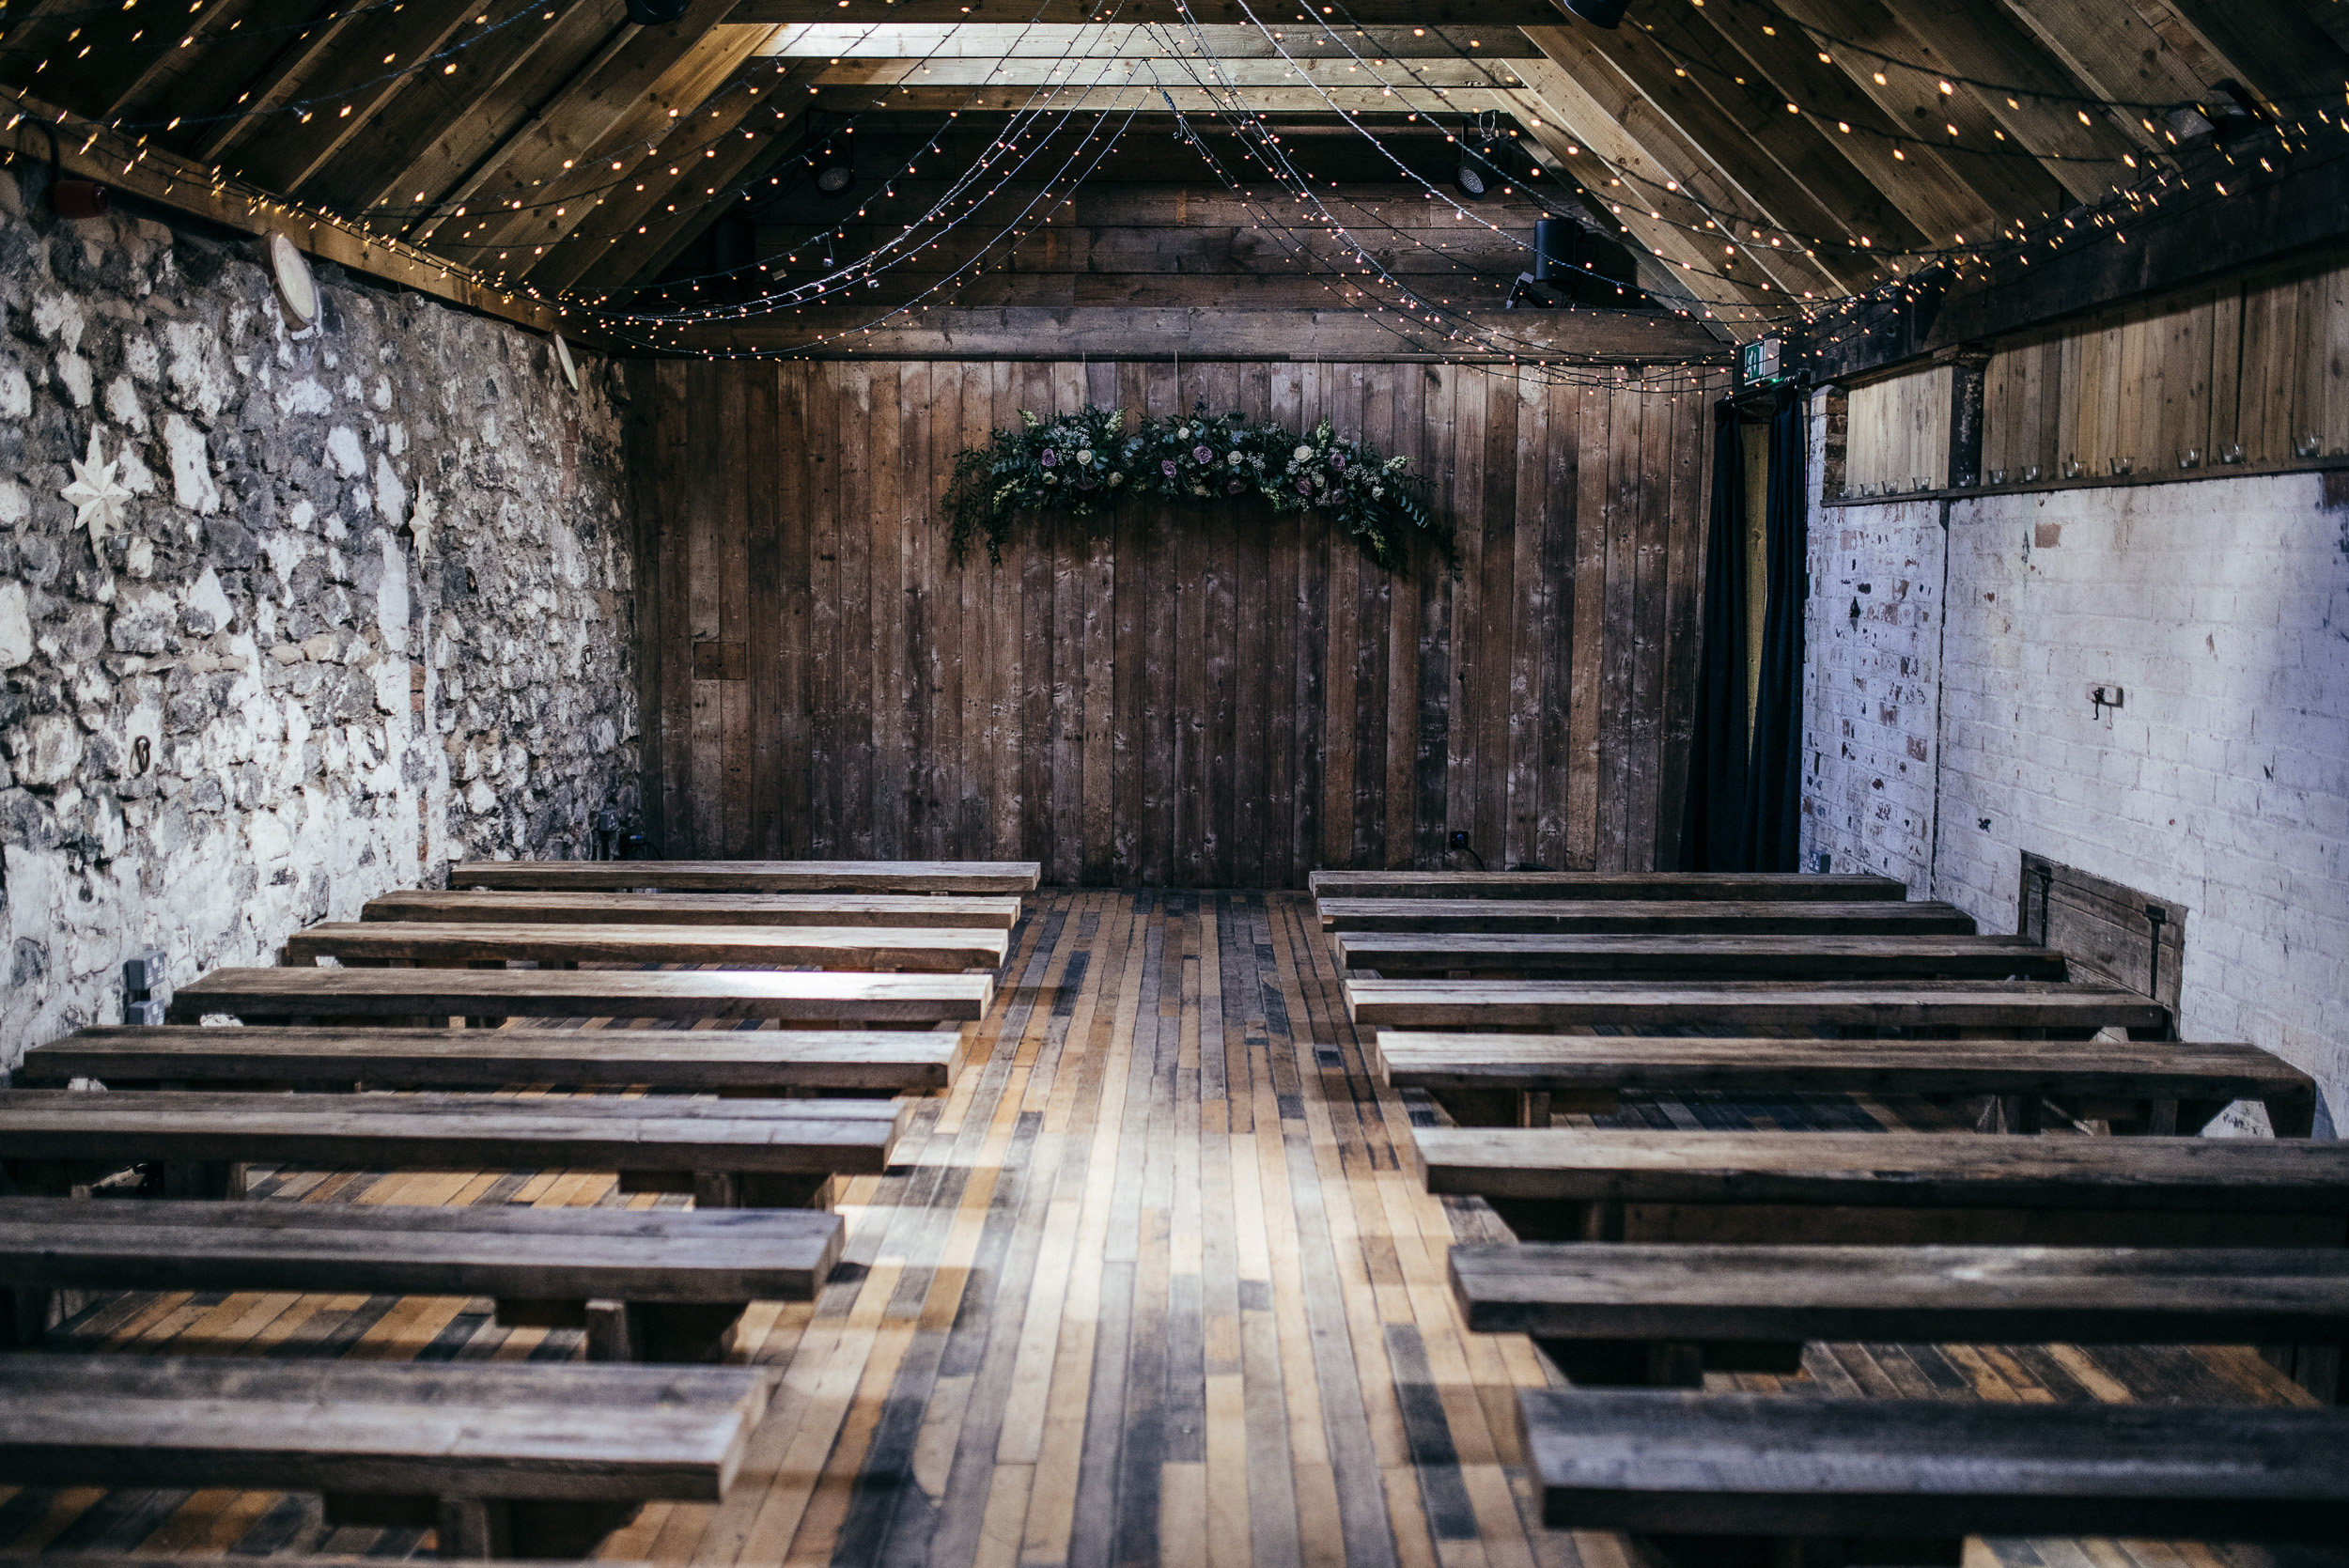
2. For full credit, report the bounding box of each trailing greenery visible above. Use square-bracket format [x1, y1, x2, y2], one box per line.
[942, 402, 1451, 573]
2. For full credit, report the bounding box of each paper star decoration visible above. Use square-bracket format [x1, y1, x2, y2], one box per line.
[63, 429, 134, 549]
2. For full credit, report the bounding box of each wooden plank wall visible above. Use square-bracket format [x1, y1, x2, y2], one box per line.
[630, 359, 1720, 887]
[1981, 254, 2349, 478]
[1843, 365, 1952, 492]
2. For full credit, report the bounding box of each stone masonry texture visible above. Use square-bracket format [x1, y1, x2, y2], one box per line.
[1801, 398, 2349, 1130]
[0, 170, 637, 1076]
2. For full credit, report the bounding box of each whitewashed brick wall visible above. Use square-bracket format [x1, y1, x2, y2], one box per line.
[1801, 398, 2349, 1129]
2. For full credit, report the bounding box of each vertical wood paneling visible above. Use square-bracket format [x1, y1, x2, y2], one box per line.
[640, 360, 1724, 885]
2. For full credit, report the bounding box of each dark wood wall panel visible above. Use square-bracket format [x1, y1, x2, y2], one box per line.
[632, 359, 1719, 886]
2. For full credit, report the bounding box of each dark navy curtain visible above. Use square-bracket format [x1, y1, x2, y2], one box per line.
[1740, 390, 1808, 870]
[1677, 403, 1749, 871]
[1681, 390, 1805, 870]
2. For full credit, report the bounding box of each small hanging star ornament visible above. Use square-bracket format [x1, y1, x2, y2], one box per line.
[62, 428, 134, 551]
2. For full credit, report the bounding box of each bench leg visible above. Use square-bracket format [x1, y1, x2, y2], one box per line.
[2260, 1342, 2345, 1405]
[1636, 1534, 1964, 1567]
[157, 1159, 247, 1198]
[434, 1498, 512, 1558]
[2, 1285, 54, 1347]
[584, 1299, 748, 1363]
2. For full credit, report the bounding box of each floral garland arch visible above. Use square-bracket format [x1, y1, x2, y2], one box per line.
[943, 403, 1451, 573]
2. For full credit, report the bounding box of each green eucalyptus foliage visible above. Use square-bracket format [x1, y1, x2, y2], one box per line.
[943, 401, 1452, 573]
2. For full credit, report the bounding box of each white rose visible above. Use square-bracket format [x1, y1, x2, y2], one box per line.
[1227, 450, 1243, 466]
[1177, 425, 1191, 440]
[1077, 448, 1095, 466]
[1294, 444, 1314, 462]
[1108, 471, 1125, 486]
[1371, 485, 1384, 498]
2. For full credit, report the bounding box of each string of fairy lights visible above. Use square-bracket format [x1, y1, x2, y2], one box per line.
[0, 0, 2342, 388]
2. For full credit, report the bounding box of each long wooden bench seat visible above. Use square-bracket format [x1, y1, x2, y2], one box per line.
[1336, 932, 2064, 981]
[1346, 979, 2170, 1036]
[166, 967, 995, 1027]
[456, 860, 1041, 893]
[1415, 1127, 2349, 1247]
[1375, 1032, 2320, 1135]
[1308, 870, 1907, 902]
[283, 921, 1008, 971]
[0, 1354, 777, 1558]
[363, 890, 1025, 928]
[0, 1196, 841, 1361]
[1316, 897, 1978, 935]
[1453, 1242, 2349, 1398]
[0, 1089, 902, 1208]
[23, 1026, 959, 1095]
[1515, 1388, 2349, 1565]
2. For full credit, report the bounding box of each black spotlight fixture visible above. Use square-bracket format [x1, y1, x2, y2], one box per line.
[624, 0, 691, 23]
[1563, 0, 1631, 25]
[808, 134, 855, 196]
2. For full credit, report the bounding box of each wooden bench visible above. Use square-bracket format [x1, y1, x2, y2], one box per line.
[1336, 932, 2064, 981]
[364, 889, 1025, 928]
[1346, 979, 2170, 1036]
[166, 967, 995, 1027]
[283, 921, 1008, 972]
[1308, 870, 1908, 902]
[1515, 1388, 2349, 1565]
[0, 1354, 777, 1558]
[23, 1025, 959, 1096]
[0, 1195, 841, 1362]
[0, 1089, 902, 1209]
[456, 860, 1042, 893]
[1453, 1242, 2349, 1398]
[1375, 1032, 2321, 1135]
[1415, 1126, 2349, 1248]
[1316, 897, 1978, 935]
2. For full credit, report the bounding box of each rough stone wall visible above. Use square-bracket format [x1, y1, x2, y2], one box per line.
[1802, 395, 2349, 1128]
[0, 172, 638, 1076]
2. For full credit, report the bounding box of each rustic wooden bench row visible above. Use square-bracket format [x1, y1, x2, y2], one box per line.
[456, 859, 1041, 893]
[365, 889, 1028, 927]
[1377, 1032, 2321, 1135]
[286, 921, 1009, 971]
[0, 1354, 777, 1558]
[1514, 1388, 2349, 1565]
[1346, 977, 2171, 1035]
[167, 966, 995, 1026]
[1308, 870, 1909, 901]
[23, 1024, 960, 1094]
[1451, 1241, 2348, 1396]
[1336, 931, 2066, 980]
[1316, 895, 1978, 934]
[0, 1195, 840, 1362]
[0, 1089, 902, 1208]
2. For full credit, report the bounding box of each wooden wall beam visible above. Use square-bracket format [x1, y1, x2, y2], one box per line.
[642, 303, 1728, 361]
[729, 0, 1571, 23]
[0, 95, 601, 348]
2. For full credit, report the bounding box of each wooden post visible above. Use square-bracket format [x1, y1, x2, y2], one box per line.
[1945, 353, 1987, 489]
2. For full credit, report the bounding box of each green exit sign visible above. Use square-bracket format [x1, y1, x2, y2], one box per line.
[1739, 336, 1784, 385]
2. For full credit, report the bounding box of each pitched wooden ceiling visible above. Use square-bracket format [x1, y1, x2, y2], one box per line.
[0, 0, 2339, 358]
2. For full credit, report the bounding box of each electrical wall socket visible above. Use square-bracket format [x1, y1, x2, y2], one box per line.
[122, 950, 169, 995]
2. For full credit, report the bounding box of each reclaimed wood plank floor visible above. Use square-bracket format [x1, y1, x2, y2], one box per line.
[0, 891, 2319, 1568]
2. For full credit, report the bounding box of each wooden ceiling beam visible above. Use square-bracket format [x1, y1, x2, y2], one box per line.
[96, 0, 279, 125]
[527, 61, 823, 296]
[321, 0, 628, 217]
[807, 54, 1532, 89]
[1513, 41, 1849, 306]
[800, 81, 1520, 114]
[636, 302, 1729, 361]
[1998, 0, 2216, 145]
[757, 23, 1529, 62]
[575, 112, 813, 296]
[1686, 0, 1999, 246]
[1766, 0, 2067, 228]
[2149, 0, 2349, 103]
[400, 0, 746, 251]
[448, 21, 779, 265]
[1867, 0, 2149, 200]
[728, 0, 1571, 23]
[1539, 19, 1928, 267]
[231, 0, 489, 200]
[195, 8, 384, 166]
